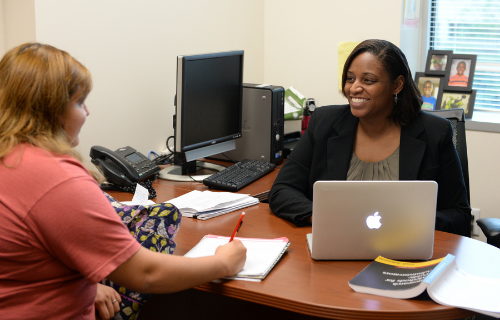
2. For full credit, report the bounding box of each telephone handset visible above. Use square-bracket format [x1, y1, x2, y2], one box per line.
[90, 145, 160, 187]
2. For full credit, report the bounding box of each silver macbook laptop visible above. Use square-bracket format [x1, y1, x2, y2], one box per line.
[307, 180, 437, 260]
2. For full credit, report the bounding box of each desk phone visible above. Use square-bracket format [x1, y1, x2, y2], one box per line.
[90, 145, 160, 187]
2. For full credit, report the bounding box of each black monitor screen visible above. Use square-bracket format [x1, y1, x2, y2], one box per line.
[177, 51, 243, 152]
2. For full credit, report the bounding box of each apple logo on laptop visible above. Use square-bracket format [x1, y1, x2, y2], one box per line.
[366, 212, 382, 229]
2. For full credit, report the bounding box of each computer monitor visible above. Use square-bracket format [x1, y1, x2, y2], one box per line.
[159, 50, 244, 182]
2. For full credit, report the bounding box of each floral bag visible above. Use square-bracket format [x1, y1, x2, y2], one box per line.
[100, 192, 182, 320]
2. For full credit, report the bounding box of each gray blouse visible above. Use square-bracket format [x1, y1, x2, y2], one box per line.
[347, 146, 400, 181]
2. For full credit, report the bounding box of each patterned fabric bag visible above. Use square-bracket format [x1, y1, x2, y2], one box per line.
[100, 192, 182, 320]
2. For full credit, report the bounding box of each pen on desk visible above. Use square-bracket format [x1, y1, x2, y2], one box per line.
[229, 212, 245, 242]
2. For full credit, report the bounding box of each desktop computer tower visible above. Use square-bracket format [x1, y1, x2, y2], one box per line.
[211, 83, 284, 165]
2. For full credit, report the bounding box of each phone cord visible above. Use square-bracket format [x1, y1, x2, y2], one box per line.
[117, 178, 157, 200]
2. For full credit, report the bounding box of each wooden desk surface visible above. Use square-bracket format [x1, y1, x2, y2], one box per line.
[108, 163, 478, 320]
[165, 206, 476, 319]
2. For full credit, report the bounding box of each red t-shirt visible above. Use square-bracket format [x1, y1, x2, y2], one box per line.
[0, 145, 141, 319]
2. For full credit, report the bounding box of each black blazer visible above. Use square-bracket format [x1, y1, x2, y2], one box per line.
[269, 105, 471, 236]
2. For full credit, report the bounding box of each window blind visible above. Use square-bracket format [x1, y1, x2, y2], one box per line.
[429, 0, 500, 110]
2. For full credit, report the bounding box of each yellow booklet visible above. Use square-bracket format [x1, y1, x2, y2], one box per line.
[349, 254, 500, 318]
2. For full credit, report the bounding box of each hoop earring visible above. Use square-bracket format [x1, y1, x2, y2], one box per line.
[394, 93, 398, 105]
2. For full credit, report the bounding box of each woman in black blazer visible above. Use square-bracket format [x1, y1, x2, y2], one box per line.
[269, 40, 471, 237]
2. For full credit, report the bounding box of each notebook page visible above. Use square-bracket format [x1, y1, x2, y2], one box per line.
[184, 235, 289, 277]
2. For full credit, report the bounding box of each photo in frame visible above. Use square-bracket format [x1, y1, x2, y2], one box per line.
[425, 50, 453, 75]
[444, 54, 476, 92]
[414, 72, 444, 111]
[436, 90, 476, 118]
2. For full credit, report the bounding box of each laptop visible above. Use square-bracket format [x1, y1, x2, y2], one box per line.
[306, 180, 437, 260]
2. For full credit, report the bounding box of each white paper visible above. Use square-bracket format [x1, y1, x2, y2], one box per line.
[166, 190, 255, 213]
[284, 100, 300, 115]
[289, 85, 305, 100]
[428, 259, 500, 317]
[286, 95, 302, 110]
[120, 200, 156, 206]
[130, 183, 149, 205]
[184, 235, 289, 280]
[182, 198, 259, 220]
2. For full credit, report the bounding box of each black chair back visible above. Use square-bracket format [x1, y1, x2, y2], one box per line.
[425, 109, 470, 205]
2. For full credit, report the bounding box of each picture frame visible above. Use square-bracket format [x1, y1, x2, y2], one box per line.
[425, 50, 453, 75]
[443, 54, 477, 92]
[436, 90, 476, 118]
[414, 72, 444, 111]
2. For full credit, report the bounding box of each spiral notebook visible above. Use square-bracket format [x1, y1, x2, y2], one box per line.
[184, 235, 290, 281]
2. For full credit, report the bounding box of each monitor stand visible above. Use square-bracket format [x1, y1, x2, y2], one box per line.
[158, 160, 226, 182]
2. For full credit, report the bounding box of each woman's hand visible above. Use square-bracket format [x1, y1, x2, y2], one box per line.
[107, 241, 247, 294]
[214, 239, 247, 276]
[95, 283, 121, 320]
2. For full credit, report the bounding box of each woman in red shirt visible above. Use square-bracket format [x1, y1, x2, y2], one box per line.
[0, 43, 246, 320]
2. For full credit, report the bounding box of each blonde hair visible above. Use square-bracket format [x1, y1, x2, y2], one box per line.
[0, 43, 92, 162]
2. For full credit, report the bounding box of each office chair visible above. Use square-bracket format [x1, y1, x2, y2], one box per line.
[426, 112, 500, 249]
[476, 218, 500, 248]
[428, 110, 500, 249]
[425, 108, 472, 237]
[426, 108, 470, 204]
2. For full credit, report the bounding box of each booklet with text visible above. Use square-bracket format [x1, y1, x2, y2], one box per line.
[349, 254, 500, 318]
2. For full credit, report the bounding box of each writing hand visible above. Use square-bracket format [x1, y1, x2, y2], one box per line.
[215, 239, 247, 276]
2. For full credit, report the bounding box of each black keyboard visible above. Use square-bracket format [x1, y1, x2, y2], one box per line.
[203, 159, 276, 192]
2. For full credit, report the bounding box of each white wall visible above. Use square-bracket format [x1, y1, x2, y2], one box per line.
[0, 2, 4, 54]
[466, 130, 500, 242]
[0, 0, 403, 158]
[32, 0, 265, 163]
[0, 0, 35, 50]
[28, 0, 401, 162]
[263, 0, 401, 107]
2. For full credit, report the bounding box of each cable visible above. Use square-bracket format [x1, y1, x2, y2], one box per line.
[185, 162, 222, 183]
[100, 177, 158, 200]
[166, 136, 174, 154]
[149, 151, 160, 159]
[219, 152, 236, 163]
[148, 149, 172, 165]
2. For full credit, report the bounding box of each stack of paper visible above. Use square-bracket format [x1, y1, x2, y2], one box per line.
[165, 190, 259, 220]
[184, 235, 290, 281]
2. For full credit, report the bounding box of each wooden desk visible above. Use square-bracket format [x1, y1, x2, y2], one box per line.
[107, 164, 478, 320]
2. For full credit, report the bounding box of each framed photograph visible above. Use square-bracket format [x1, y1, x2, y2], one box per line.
[425, 50, 453, 75]
[436, 90, 476, 118]
[414, 72, 444, 111]
[444, 54, 477, 92]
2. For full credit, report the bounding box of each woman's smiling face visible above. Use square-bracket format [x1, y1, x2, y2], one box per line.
[344, 52, 401, 121]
